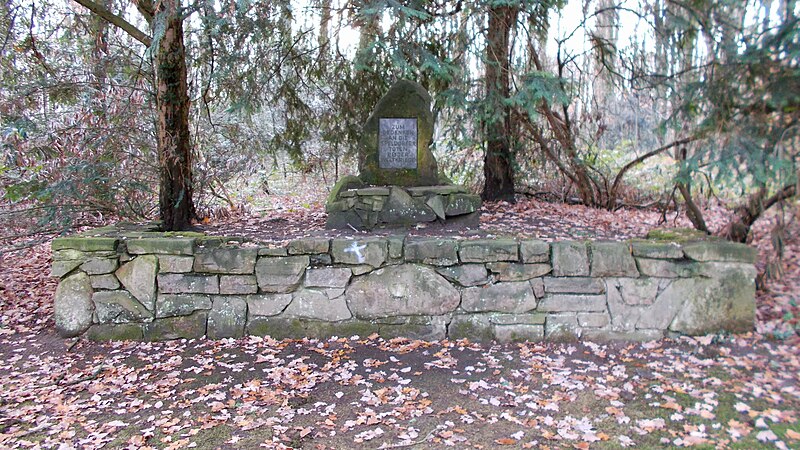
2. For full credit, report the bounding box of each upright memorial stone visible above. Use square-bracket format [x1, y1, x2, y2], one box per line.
[326, 79, 482, 229]
[358, 79, 439, 186]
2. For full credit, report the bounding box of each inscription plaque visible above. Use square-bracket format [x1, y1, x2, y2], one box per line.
[379, 118, 417, 169]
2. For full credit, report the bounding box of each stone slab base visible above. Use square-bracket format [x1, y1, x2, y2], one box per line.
[52, 226, 757, 343]
[325, 177, 481, 230]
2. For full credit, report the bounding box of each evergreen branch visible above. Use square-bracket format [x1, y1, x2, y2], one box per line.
[72, 0, 152, 47]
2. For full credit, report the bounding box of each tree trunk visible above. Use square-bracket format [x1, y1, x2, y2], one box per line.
[482, 4, 518, 202]
[155, 0, 195, 231]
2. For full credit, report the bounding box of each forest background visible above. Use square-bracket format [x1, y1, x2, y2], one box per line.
[0, 0, 798, 250]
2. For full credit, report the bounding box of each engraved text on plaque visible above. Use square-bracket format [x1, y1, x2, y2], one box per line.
[379, 118, 417, 169]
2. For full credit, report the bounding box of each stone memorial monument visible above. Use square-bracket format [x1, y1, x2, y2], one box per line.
[326, 80, 482, 230]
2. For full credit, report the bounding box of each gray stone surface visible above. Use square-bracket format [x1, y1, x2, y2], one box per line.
[669, 263, 756, 334]
[426, 195, 446, 220]
[331, 239, 386, 267]
[590, 241, 638, 277]
[636, 258, 699, 278]
[346, 264, 460, 319]
[288, 238, 330, 255]
[219, 275, 258, 294]
[126, 238, 194, 255]
[283, 289, 352, 321]
[87, 324, 144, 341]
[530, 278, 545, 298]
[144, 312, 208, 340]
[537, 294, 606, 312]
[545, 313, 580, 341]
[543, 277, 605, 294]
[93, 291, 152, 323]
[54, 272, 95, 337]
[487, 263, 551, 281]
[156, 294, 212, 318]
[158, 255, 194, 273]
[404, 238, 458, 265]
[631, 241, 684, 259]
[157, 274, 219, 294]
[520, 240, 550, 263]
[52, 236, 118, 252]
[435, 264, 489, 287]
[494, 324, 545, 343]
[445, 193, 481, 216]
[682, 241, 757, 263]
[388, 235, 404, 259]
[608, 277, 664, 306]
[116, 255, 158, 310]
[577, 312, 610, 328]
[255, 255, 309, 293]
[246, 294, 293, 317]
[90, 274, 120, 290]
[193, 248, 257, 274]
[258, 247, 288, 256]
[51, 260, 84, 278]
[551, 241, 589, 276]
[380, 187, 436, 224]
[582, 328, 663, 342]
[207, 297, 247, 339]
[80, 257, 118, 275]
[461, 282, 537, 313]
[459, 239, 518, 263]
[304, 268, 352, 288]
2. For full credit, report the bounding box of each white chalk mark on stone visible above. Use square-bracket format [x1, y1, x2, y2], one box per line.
[344, 241, 367, 264]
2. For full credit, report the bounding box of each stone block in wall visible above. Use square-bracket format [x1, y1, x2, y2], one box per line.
[375, 316, 449, 341]
[283, 288, 352, 321]
[144, 311, 208, 340]
[346, 264, 460, 319]
[551, 242, 589, 276]
[636, 258, 700, 278]
[577, 312, 610, 328]
[520, 240, 550, 263]
[459, 239, 519, 263]
[668, 263, 756, 335]
[682, 241, 757, 263]
[90, 274, 120, 290]
[331, 239, 386, 267]
[378, 188, 436, 224]
[87, 323, 144, 341]
[607, 277, 664, 306]
[487, 262, 551, 281]
[207, 297, 247, 339]
[116, 255, 158, 311]
[426, 195, 446, 220]
[310, 253, 333, 265]
[219, 275, 258, 295]
[51, 260, 84, 278]
[157, 274, 219, 295]
[461, 282, 537, 313]
[448, 315, 496, 341]
[158, 255, 194, 273]
[630, 241, 684, 259]
[590, 242, 638, 277]
[255, 255, 309, 293]
[93, 291, 153, 323]
[54, 272, 94, 338]
[582, 329, 664, 342]
[436, 264, 489, 287]
[52, 237, 118, 252]
[404, 238, 458, 265]
[193, 248, 257, 274]
[543, 277, 605, 294]
[246, 294, 293, 317]
[126, 238, 194, 255]
[156, 294, 212, 318]
[545, 313, 580, 341]
[537, 294, 606, 312]
[530, 278, 545, 298]
[445, 193, 481, 216]
[387, 235, 404, 260]
[258, 247, 288, 257]
[80, 257, 118, 275]
[606, 278, 675, 331]
[304, 268, 352, 288]
[494, 324, 545, 343]
[288, 238, 331, 255]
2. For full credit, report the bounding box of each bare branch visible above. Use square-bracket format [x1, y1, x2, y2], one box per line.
[72, 0, 152, 46]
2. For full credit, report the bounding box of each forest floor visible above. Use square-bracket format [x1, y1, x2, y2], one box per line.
[1, 197, 799, 449]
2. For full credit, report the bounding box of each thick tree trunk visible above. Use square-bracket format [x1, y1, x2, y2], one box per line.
[482, 5, 518, 202]
[155, 2, 195, 231]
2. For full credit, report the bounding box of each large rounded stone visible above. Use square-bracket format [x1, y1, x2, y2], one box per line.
[346, 264, 459, 319]
[54, 272, 94, 337]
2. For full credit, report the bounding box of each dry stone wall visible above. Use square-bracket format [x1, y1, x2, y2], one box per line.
[51, 227, 757, 342]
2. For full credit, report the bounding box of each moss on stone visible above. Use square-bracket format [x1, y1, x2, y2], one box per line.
[646, 227, 714, 242]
